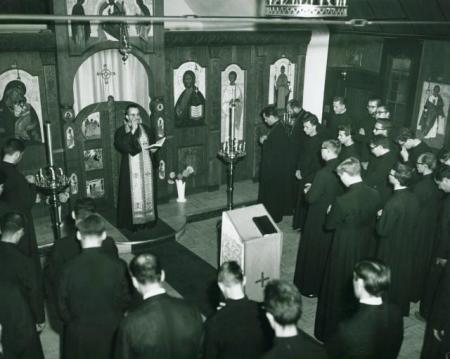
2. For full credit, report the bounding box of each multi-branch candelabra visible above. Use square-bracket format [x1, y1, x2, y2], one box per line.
[218, 138, 246, 210]
[36, 122, 70, 241]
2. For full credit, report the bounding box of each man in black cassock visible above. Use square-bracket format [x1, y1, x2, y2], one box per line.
[420, 165, 450, 321]
[337, 124, 360, 161]
[258, 105, 293, 223]
[58, 214, 130, 359]
[45, 197, 119, 331]
[411, 153, 443, 304]
[114, 104, 158, 231]
[292, 115, 327, 230]
[0, 138, 38, 265]
[0, 212, 44, 359]
[294, 140, 343, 297]
[421, 248, 450, 359]
[327, 260, 403, 359]
[354, 97, 381, 167]
[204, 261, 273, 359]
[115, 253, 203, 359]
[365, 135, 398, 205]
[285, 99, 314, 212]
[262, 280, 326, 359]
[0, 281, 43, 359]
[325, 96, 354, 139]
[376, 163, 420, 316]
[315, 157, 381, 342]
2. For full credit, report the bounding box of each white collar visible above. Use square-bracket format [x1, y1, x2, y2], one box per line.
[360, 297, 383, 306]
[143, 287, 166, 300]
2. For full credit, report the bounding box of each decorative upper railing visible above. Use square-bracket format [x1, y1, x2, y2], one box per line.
[265, 0, 348, 18]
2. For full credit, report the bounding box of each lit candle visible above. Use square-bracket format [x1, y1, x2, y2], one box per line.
[243, 141, 246, 152]
[44, 122, 54, 166]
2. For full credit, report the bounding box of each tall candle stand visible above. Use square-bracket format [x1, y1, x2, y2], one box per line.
[218, 138, 246, 210]
[35, 122, 69, 241]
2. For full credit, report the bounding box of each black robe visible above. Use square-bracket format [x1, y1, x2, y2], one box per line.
[203, 297, 273, 359]
[258, 121, 293, 222]
[58, 247, 131, 359]
[376, 188, 420, 316]
[114, 124, 157, 230]
[364, 150, 397, 205]
[0, 161, 38, 261]
[292, 127, 327, 229]
[339, 143, 360, 162]
[405, 141, 434, 183]
[294, 158, 343, 296]
[45, 232, 119, 331]
[0, 281, 44, 359]
[115, 293, 203, 359]
[354, 115, 376, 163]
[421, 260, 450, 359]
[420, 194, 450, 319]
[325, 111, 354, 139]
[411, 174, 443, 302]
[261, 332, 326, 359]
[327, 302, 403, 359]
[314, 181, 381, 341]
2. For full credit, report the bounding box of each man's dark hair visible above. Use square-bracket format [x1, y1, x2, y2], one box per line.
[217, 261, 244, 287]
[435, 165, 450, 182]
[302, 115, 319, 127]
[396, 128, 415, 143]
[336, 157, 361, 176]
[368, 97, 382, 106]
[130, 253, 162, 284]
[125, 103, 140, 115]
[333, 96, 346, 106]
[73, 197, 97, 221]
[261, 105, 278, 118]
[322, 139, 341, 156]
[0, 170, 7, 185]
[3, 138, 25, 156]
[264, 280, 302, 326]
[354, 259, 391, 297]
[76, 213, 105, 237]
[418, 152, 437, 171]
[376, 105, 391, 115]
[370, 135, 390, 149]
[288, 99, 301, 108]
[391, 162, 414, 187]
[338, 124, 352, 137]
[439, 150, 450, 163]
[1, 212, 25, 236]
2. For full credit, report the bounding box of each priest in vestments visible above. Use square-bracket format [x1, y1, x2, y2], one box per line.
[258, 105, 294, 223]
[376, 163, 420, 316]
[114, 104, 158, 231]
[294, 140, 343, 297]
[315, 157, 381, 342]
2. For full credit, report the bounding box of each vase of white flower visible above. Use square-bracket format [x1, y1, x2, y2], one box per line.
[168, 166, 195, 203]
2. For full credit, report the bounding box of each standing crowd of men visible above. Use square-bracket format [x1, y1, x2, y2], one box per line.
[258, 96, 450, 358]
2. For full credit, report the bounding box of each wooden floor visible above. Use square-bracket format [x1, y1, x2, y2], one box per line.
[37, 179, 425, 359]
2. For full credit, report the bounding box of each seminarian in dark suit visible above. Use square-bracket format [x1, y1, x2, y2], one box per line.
[294, 140, 343, 297]
[315, 157, 381, 341]
[115, 252, 203, 359]
[325, 96, 355, 140]
[327, 260, 403, 359]
[365, 135, 398, 204]
[0, 213, 44, 359]
[411, 153, 443, 304]
[45, 197, 119, 331]
[58, 214, 130, 359]
[337, 125, 360, 161]
[204, 261, 273, 359]
[376, 163, 420, 316]
[262, 280, 326, 359]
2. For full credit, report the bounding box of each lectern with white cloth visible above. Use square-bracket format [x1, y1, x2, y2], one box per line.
[220, 204, 283, 302]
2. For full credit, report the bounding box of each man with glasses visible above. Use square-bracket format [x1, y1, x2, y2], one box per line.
[365, 136, 398, 204]
[397, 128, 433, 168]
[355, 97, 381, 167]
[376, 163, 420, 316]
[114, 104, 159, 232]
[372, 119, 400, 157]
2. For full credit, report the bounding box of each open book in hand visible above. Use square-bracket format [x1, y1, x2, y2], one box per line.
[146, 137, 166, 150]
